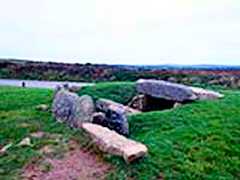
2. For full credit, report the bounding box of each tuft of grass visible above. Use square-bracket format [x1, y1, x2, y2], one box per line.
[78, 82, 136, 104]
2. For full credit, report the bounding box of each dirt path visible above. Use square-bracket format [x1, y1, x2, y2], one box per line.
[22, 148, 112, 180]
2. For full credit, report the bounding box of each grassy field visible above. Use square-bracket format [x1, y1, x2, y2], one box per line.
[78, 82, 136, 104]
[0, 83, 240, 179]
[0, 87, 91, 180]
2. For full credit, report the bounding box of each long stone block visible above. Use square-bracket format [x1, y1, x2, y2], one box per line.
[82, 123, 148, 163]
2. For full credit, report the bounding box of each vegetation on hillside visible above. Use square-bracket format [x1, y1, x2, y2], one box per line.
[1, 59, 240, 89]
[0, 83, 240, 179]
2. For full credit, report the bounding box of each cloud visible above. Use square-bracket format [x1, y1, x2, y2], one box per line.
[0, 0, 240, 64]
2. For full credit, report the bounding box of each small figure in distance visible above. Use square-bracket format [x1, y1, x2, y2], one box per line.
[22, 81, 26, 88]
[63, 83, 69, 90]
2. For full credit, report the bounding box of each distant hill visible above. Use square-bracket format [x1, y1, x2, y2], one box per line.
[1, 59, 240, 88]
[142, 64, 240, 70]
[117, 64, 240, 71]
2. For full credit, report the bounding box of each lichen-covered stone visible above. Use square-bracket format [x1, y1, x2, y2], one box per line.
[96, 99, 138, 136]
[136, 79, 197, 102]
[96, 98, 140, 115]
[82, 123, 148, 163]
[136, 79, 223, 102]
[52, 90, 95, 127]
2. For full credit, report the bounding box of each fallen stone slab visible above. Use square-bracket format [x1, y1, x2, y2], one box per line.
[82, 123, 148, 163]
[96, 98, 140, 115]
[136, 79, 223, 102]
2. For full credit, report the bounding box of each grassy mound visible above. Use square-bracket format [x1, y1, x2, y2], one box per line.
[0, 84, 240, 179]
[108, 90, 240, 179]
[78, 82, 136, 104]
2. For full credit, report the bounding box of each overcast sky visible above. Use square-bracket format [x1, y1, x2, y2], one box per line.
[0, 0, 240, 65]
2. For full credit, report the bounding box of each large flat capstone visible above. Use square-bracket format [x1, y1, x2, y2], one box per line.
[136, 79, 223, 102]
[82, 123, 148, 163]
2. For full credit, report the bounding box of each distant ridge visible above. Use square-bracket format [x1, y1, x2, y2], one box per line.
[1, 58, 240, 71]
[1, 58, 240, 88]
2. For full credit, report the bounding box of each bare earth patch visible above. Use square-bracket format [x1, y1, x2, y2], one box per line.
[22, 142, 112, 180]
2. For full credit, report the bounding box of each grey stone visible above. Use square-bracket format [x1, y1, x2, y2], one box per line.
[136, 79, 197, 102]
[96, 99, 137, 136]
[18, 137, 32, 147]
[91, 112, 108, 126]
[105, 109, 129, 136]
[96, 98, 140, 115]
[136, 79, 223, 102]
[127, 95, 145, 111]
[82, 123, 148, 163]
[36, 104, 49, 111]
[173, 102, 182, 108]
[52, 90, 95, 127]
[189, 87, 224, 100]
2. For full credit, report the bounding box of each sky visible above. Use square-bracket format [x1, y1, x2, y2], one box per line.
[0, 0, 240, 65]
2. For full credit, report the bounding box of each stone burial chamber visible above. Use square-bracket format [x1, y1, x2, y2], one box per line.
[51, 79, 224, 163]
[129, 79, 224, 112]
[51, 88, 148, 163]
[51, 88, 137, 137]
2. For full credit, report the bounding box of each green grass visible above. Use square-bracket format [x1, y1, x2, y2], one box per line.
[107, 90, 240, 180]
[78, 82, 136, 104]
[0, 87, 89, 180]
[0, 83, 240, 180]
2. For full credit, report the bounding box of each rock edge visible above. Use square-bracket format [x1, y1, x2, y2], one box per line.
[82, 123, 148, 163]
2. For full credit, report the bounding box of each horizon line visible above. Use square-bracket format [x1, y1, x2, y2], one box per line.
[1, 57, 240, 67]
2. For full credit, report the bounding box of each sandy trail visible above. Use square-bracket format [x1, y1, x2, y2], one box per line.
[22, 148, 112, 180]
